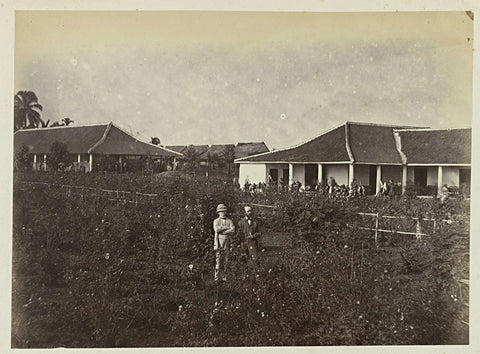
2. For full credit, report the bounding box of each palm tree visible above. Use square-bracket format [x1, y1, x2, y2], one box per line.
[206, 151, 217, 170]
[221, 145, 236, 177]
[182, 145, 201, 171]
[41, 120, 50, 128]
[14, 91, 43, 131]
[62, 118, 74, 126]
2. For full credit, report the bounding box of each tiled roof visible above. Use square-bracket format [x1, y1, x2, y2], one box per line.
[396, 128, 471, 164]
[14, 123, 181, 157]
[348, 123, 418, 164]
[234, 142, 269, 159]
[235, 121, 470, 166]
[91, 125, 181, 157]
[166, 145, 186, 153]
[14, 124, 109, 154]
[208, 144, 235, 157]
[236, 124, 350, 162]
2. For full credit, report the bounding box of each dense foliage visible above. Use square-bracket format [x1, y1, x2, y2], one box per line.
[49, 141, 70, 172]
[14, 90, 43, 131]
[12, 173, 469, 347]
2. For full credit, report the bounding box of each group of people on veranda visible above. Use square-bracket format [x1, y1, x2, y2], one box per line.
[213, 203, 261, 282]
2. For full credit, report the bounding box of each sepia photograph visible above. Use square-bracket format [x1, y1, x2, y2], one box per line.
[6, 3, 476, 350]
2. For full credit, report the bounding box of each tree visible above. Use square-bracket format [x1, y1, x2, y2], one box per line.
[49, 141, 70, 172]
[182, 145, 201, 171]
[221, 145, 236, 176]
[14, 143, 31, 172]
[151, 137, 161, 145]
[14, 91, 43, 131]
[41, 120, 50, 128]
[51, 118, 74, 127]
[62, 118, 74, 126]
[206, 151, 218, 170]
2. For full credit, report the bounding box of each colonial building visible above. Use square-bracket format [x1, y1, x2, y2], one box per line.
[235, 122, 471, 194]
[14, 122, 182, 172]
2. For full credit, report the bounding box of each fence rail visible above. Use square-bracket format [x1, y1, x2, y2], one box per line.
[16, 181, 467, 239]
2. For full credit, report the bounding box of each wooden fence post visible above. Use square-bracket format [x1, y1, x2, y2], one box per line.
[415, 218, 422, 240]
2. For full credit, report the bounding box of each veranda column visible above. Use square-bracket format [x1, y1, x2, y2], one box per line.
[317, 163, 323, 184]
[119, 155, 123, 172]
[77, 154, 81, 163]
[289, 163, 294, 186]
[402, 165, 407, 195]
[437, 166, 443, 196]
[43, 154, 47, 171]
[376, 165, 382, 195]
[33, 154, 37, 171]
[348, 164, 354, 185]
[89, 154, 93, 172]
[173, 157, 177, 171]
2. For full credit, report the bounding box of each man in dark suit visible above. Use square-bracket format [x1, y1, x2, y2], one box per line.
[237, 205, 261, 277]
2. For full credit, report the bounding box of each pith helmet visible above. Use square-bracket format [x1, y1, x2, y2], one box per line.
[216, 204, 228, 212]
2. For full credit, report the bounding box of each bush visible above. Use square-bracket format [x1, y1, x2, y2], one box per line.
[49, 141, 70, 172]
[12, 174, 469, 347]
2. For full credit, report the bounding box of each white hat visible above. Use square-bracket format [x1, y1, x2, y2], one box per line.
[216, 204, 228, 212]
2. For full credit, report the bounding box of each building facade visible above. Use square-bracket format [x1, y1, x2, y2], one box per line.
[235, 122, 471, 194]
[14, 122, 182, 172]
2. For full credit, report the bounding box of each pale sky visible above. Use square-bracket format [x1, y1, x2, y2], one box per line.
[15, 11, 473, 149]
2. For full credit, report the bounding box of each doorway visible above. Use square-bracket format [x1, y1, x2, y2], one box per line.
[282, 169, 289, 186]
[369, 165, 377, 194]
[269, 169, 278, 185]
[414, 167, 427, 186]
[304, 164, 318, 188]
[459, 169, 471, 186]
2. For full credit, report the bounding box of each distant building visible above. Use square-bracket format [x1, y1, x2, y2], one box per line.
[234, 142, 269, 159]
[235, 121, 471, 195]
[165, 142, 270, 168]
[14, 122, 182, 172]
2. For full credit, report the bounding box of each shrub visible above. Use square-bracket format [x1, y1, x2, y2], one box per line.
[49, 141, 70, 172]
[12, 174, 469, 347]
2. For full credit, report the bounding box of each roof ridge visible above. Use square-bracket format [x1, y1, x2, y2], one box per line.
[236, 142, 266, 145]
[346, 121, 427, 129]
[88, 122, 113, 153]
[394, 127, 472, 132]
[345, 123, 354, 162]
[110, 123, 183, 156]
[14, 122, 109, 133]
[393, 131, 408, 164]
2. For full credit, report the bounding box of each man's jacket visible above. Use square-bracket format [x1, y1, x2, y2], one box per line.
[237, 217, 261, 243]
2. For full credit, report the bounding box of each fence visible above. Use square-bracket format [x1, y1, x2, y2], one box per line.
[17, 181, 466, 239]
[358, 212, 431, 241]
[18, 181, 160, 206]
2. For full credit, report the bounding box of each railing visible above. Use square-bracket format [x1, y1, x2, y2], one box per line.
[16, 181, 466, 239]
[356, 212, 467, 241]
[357, 212, 431, 241]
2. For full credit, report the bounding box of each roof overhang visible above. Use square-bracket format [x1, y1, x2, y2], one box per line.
[406, 163, 471, 167]
[236, 161, 353, 165]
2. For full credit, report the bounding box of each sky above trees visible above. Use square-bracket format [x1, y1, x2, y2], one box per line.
[15, 11, 473, 149]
